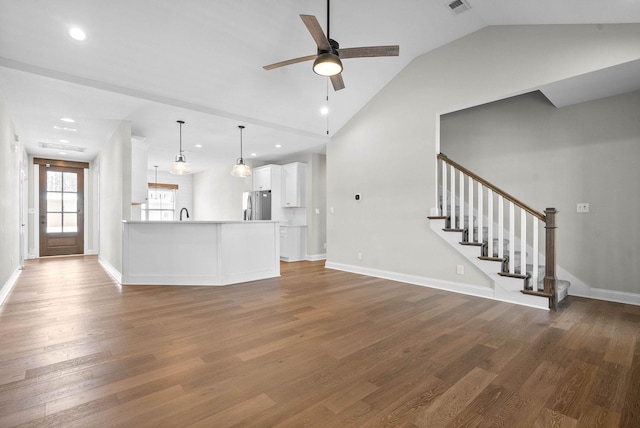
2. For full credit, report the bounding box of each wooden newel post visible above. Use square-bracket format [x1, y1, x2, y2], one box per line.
[544, 208, 558, 310]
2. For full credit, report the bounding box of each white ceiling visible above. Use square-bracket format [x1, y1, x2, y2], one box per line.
[1, 0, 640, 173]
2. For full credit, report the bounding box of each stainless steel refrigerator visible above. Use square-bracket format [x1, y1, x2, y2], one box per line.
[243, 190, 271, 220]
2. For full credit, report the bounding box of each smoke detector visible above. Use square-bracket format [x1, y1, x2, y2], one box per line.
[447, 0, 471, 15]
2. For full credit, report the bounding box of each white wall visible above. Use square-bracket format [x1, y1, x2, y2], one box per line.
[0, 95, 26, 302]
[441, 90, 640, 294]
[192, 159, 251, 221]
[327, 24, 640, 290]
[98, 121, 132, 275]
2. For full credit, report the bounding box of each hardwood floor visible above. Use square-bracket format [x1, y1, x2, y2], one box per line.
[1, 256, 639, 427]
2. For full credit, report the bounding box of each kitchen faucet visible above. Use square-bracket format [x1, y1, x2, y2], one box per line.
[179, 208, 189, 221]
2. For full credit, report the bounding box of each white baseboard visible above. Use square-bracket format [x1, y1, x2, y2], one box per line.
[325, 261, 495, 300]
[572, 287, 640, 306]
[0, 266, 22, 306]
[306, 253, 327, 261]
[98, 256, 122, 284]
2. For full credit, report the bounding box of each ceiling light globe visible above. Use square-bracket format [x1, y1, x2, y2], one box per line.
[69, 27, 86, 41]
[313, 53, 343, 77]
[170, 155, 192, 175]
[231, 160, 252, 178]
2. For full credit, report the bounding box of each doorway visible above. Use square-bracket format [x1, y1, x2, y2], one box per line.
[37, 160, 87, 256]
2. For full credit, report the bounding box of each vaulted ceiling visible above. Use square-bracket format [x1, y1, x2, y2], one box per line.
[1, 0, 640, 173]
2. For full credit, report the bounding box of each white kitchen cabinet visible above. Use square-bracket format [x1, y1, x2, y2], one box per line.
[252, 164, 280, 191]
[280, 226, 306, 262]
[281, 162, 306, 207]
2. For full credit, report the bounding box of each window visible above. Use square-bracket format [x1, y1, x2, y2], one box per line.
[141, 184, 178, 221]
[46, 170, 79, 233]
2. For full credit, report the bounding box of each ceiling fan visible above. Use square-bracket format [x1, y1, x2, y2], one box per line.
[263, 0, 399, 91]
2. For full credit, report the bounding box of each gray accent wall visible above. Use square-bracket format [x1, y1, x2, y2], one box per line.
[327, 24, 640, 292]
[441, 90, 640, 294]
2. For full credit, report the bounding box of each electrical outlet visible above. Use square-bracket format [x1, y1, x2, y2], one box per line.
[323, 242, 327, 249]
[357, 252, 363, 261]
[577, 203, 590, 213]
[456, 265, 464, 275]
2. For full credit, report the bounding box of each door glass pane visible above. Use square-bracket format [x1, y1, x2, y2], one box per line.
[63, 172, 77, 192]
[47, 192, 62, 212]
[63, 193, 78, 212]
[47, 171, 62, 191]
[148, 211, 162, 221]
[47, 213, 62, 233]
[64, 213, 78, 232]
[161, 211, 174, 221]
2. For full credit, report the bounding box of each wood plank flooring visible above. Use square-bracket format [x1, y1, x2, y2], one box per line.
[1, 255, 639, 427]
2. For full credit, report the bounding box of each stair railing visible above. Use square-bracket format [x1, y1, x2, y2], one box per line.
[436, 153, 558, 309]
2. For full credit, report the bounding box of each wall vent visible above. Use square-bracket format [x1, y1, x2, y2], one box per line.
[39, 142, 87, 152]
[447, 0, 471, 15]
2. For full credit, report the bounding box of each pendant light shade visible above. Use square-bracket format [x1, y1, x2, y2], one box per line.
[231, 125, 251, 177]
[170, 120, 192, 175]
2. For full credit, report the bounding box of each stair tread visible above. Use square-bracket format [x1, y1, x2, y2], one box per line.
[521, 289, 553, 298]
[443, 228, 465, 232]
[427, 216, 447, 220]
[478, 256, 504, 262]
[459, 241, 483, 246]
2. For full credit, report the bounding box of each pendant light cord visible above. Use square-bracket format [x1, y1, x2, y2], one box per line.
[327, 0, 330, 40]
[326, 79, 330, 135]
[238, 125, 245, 160]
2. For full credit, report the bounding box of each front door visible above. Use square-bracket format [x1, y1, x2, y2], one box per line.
[39, 165, 84, 256]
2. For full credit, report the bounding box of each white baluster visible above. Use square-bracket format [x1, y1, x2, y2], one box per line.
[532, 219, 539, 290]
[487, 189, 494, 257]
[509, 201, 515, 274]
[468, 177, 474, 242]
[498, 196, 504, 259]
[441, 160, 447, 217]
[459, 170, 464, 230]
[477, 182, 483, 245]
[450, 166, 456, 229]
[520, 209, 527, 275]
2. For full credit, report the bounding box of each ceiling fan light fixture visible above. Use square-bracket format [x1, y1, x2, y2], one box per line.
[313, 52, 342, 76]
[170, 120, 192, 175]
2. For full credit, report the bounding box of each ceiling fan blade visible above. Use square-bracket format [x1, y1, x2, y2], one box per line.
[338, 45, 400, 59]
[263, 54, 317, 70]
[300, 14, 331, 51]
[330, 74, 345, 91]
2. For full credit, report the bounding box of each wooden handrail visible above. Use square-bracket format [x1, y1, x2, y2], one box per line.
[438, 153, 546, 222]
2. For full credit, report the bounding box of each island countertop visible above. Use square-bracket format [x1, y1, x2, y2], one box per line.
[121, 220, 280, 286]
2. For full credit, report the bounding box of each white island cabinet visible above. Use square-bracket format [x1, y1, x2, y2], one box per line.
[122, 221, 280, 286]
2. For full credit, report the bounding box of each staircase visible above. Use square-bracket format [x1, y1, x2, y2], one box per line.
[428, 154, 570, 310]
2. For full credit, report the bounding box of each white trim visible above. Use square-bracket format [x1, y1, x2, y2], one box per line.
[325, 261, 493, 299]
[570, 286, 640, 306]
[0, 267, 22, 306]
[306, 253, 327, 261]
[98, 255, 122, 283]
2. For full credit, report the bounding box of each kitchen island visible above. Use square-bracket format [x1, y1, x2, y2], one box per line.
[122, 221, 280, 286]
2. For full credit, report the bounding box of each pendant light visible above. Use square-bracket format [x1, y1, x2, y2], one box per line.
[170, 120, 192, 175]
[231, 125, 252, 177]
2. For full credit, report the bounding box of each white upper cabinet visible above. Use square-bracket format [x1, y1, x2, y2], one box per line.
[282, 162, 306, 207]
[252, 165, 275, 191]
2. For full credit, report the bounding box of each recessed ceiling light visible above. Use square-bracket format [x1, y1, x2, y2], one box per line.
[59, 139, 70, 143]
[251, 153, 257, 157]
[275, 144, 282, 148]
[53, 125, 77, 131]
[60, 117, 75, 123]
[69, 27, 86, 41]
[195, 144, 202, 148]
[320, 107, 329, 115]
